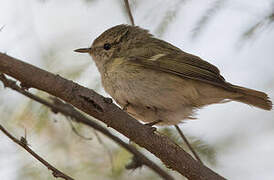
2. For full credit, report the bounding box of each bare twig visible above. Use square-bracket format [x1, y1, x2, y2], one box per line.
[0, 123, 74, 180]
[124, 0, 135, 26]
[67, 119, 93, 140]
[175, 125, 203, 164]
[0, 74, 174, 180]
[0, 53, 226, 179]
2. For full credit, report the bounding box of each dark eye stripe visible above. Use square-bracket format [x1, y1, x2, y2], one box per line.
[103, 43, 111, 50]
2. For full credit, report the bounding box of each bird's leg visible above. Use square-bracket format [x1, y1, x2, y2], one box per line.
[174, 125, 203, 164]
[144, 120, 162, 133]
[144, 106, 162, 127]
[123, 101, 130, 111]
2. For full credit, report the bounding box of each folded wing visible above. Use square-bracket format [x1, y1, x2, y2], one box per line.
[128, 52, 234, 91]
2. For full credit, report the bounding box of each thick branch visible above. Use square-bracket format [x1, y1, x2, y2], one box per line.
[0, 53, 226, 180]
[0, 74, 173, 180]
[0, 124, 74, 180]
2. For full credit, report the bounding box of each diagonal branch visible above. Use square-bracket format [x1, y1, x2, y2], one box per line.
[0, 74, 174, 180]
[124, 0, 135, 26]
[175, 125, 203, 164]
[0, 123, 74, 180]
[0, 53, 226, 180]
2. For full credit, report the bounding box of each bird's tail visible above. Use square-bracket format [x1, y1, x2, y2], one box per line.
[231, 84, 272, 110]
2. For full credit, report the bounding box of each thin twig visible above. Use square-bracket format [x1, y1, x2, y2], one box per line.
[175, 125, 203, 164]
[67, 119, 93, 140]
[0, 74, 174, 180]
[124, 0, 135, 26]
[0, 124, 74, 180]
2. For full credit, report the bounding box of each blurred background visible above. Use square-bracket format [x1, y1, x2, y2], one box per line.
[0, 0, 273, 179]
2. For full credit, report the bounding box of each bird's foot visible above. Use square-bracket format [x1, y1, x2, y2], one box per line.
[145, 119, 162, 126]
[144, 120, 162, 133]
[123, 101, 130, 111]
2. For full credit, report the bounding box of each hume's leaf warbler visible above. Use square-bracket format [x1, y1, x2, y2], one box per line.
[75, 24, 272, 126]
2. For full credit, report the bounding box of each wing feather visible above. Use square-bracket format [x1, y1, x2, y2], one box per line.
[128, 53, 234, 91]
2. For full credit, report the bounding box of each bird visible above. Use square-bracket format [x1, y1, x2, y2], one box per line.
[75, 24, 272, 126]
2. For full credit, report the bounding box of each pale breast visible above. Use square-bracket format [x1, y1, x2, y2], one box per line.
[100, 59, 202, 125]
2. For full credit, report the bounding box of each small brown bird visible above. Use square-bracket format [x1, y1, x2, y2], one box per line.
[75, 24, 272, 126]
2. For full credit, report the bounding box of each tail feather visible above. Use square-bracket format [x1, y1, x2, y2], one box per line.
[231, 85, 272, 110]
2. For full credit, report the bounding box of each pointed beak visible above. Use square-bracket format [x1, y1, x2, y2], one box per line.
[74, 47, 91, 53]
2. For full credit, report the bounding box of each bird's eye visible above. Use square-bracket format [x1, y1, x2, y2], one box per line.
[103, 43, 111, 50]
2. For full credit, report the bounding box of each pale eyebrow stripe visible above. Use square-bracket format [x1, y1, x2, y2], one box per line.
[148, 54, 166, 61]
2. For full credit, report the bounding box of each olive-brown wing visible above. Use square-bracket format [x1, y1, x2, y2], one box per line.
[128, 53, 234, 91]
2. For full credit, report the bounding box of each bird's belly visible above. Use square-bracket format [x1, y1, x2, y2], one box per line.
[101, 65, 198, 125]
